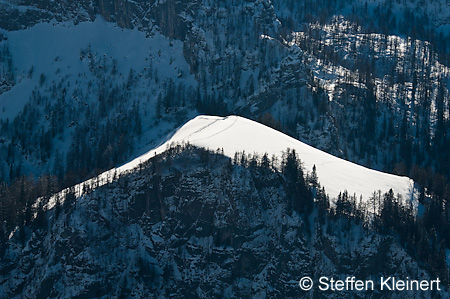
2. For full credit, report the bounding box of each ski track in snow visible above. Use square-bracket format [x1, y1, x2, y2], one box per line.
[187, 116, 239, 143]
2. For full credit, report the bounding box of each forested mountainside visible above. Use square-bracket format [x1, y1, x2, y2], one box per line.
[0, 0, 450, 195]
[1, 145, 448, 298]
[0, 0, 450, 297]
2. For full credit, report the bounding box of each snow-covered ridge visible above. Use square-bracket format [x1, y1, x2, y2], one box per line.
[42, 115, 417, 210]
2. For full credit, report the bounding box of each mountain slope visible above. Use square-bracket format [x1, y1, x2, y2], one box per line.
[0, 17, 197, 184]
[0, 1, 449, 297]
[1, 0, 450, 199]
[47, 115, 417, 211]
[1, 145, 446, 299]
[159, 115, 417, 202]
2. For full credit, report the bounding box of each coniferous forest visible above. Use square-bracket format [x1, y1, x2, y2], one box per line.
[1, 0, 450, 297]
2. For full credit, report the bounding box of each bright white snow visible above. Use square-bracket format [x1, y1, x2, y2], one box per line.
[42, 115, 417, 211]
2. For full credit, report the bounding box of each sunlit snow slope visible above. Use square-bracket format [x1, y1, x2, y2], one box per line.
[45, 115, 417, 209]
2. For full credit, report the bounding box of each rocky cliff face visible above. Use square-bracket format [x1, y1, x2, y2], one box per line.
[0, 2, 449, 297]
[0, 146, 443, 298]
